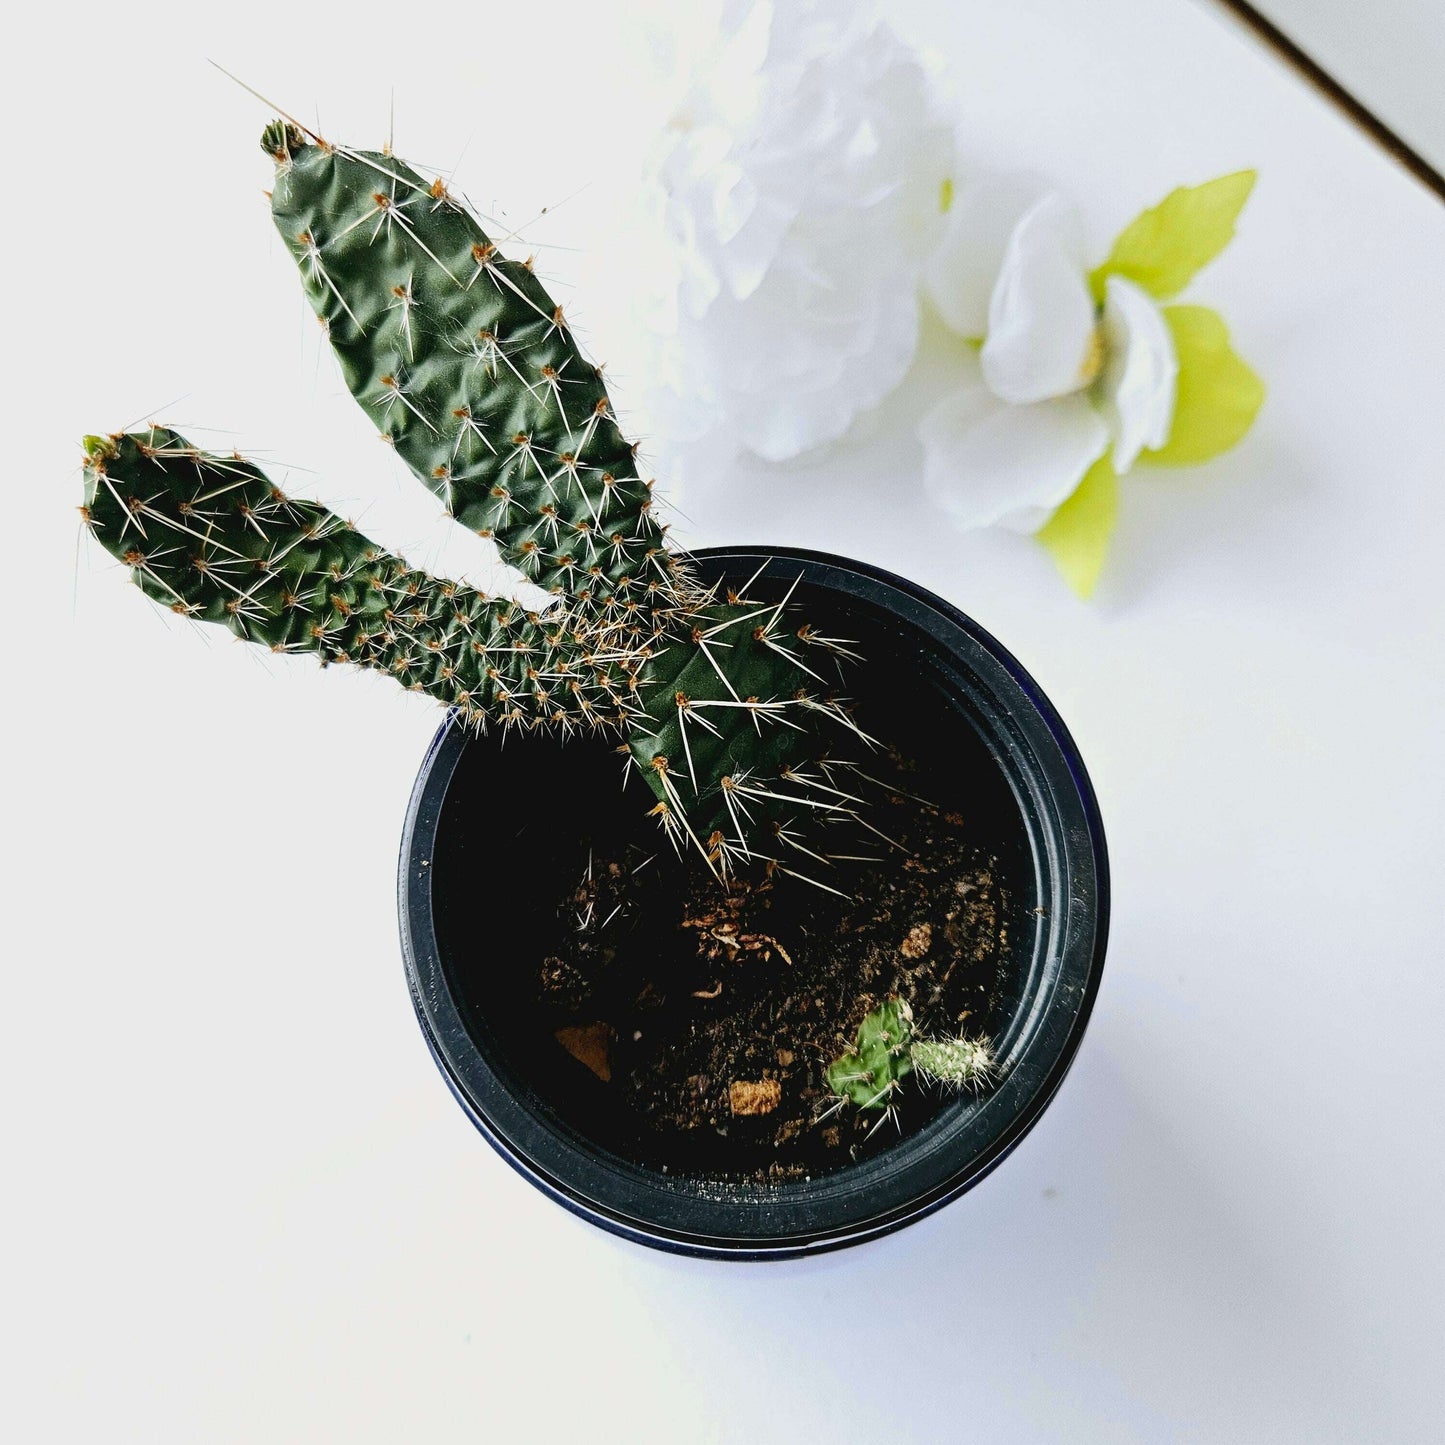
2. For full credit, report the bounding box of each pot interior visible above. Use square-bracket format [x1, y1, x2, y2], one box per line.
[426, 564, 1044, 1182]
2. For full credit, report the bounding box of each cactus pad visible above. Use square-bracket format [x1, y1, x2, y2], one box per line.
[825, 998, 916, 1110]
[84, 427, 866, 875]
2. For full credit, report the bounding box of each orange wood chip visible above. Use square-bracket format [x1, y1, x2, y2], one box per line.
[555, 1022, 613, 1082]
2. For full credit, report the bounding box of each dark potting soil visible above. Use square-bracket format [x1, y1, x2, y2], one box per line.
[528, 750, 1019, 1182]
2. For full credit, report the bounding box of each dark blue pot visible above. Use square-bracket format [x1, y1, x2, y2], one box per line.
[399, 548, 1108, 1258]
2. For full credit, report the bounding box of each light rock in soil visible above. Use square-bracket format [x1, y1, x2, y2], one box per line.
[900, 922, 933, 959]
[729, 1079, 782, 1116]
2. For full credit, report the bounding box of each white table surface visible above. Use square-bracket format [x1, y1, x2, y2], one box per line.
[7, 0, 1444, 1439]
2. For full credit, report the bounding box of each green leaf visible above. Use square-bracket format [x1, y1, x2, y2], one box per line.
[1142, 305, 1264, 466]
[1090, 170, 1256, 302]
[1037, 452, 1119, 600]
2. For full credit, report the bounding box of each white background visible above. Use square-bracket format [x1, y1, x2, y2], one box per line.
[5, 0, 1444, 1440]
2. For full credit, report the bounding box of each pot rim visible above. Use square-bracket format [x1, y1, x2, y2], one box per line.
[399, 547, 1109, 1259]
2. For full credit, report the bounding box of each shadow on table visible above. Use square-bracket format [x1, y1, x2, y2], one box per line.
[605, 1041, 1374, 1440]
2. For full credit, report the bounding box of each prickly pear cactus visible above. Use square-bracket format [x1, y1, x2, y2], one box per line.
[257, 121, 870, 873]
[80, 119, 876, 882]
[81, 433, 861, 876]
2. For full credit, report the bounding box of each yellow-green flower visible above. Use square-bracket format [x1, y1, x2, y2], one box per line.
[920, 171, 1265, 597]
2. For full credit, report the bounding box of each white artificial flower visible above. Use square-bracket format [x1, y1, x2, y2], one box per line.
[919, 177, 1178, 532]
[644, 0, 954, 471]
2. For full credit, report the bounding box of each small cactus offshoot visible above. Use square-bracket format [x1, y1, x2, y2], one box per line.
[81, 118, 880, 884]
[911, 1035, 995, 1088]
[826, 998, 995, 1118]
[825, 998, 916, 1111]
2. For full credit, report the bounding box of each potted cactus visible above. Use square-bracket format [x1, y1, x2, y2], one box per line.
[82, 119, 1108, 1256]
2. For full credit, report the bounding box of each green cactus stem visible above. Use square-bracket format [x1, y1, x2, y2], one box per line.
[80, 428, 642, 730]
[826, 998, 996, 1114]
[256, 121, 877, 876]
[79, 118, 886, 883]
[621, 587, 871, 873]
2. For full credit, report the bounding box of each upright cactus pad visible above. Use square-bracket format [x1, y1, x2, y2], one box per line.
[258, 120, 875, 874]
[267, 129, 673, 616]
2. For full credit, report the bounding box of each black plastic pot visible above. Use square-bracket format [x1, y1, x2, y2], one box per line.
[399, 548, 1108, 1258]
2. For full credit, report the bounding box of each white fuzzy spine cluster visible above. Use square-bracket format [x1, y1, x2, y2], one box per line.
[911, 1035, 994, 1089]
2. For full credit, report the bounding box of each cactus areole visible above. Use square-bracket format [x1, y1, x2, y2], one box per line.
[83, 121, 1107, 1254]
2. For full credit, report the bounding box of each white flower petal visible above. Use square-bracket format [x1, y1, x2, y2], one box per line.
[919, 356, 1109, 532]
[640, 0, 953, 463]
[1099, 274, 1179, 473]
[981, 193, 1098, 405]
[923, 172, 1053, 338]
